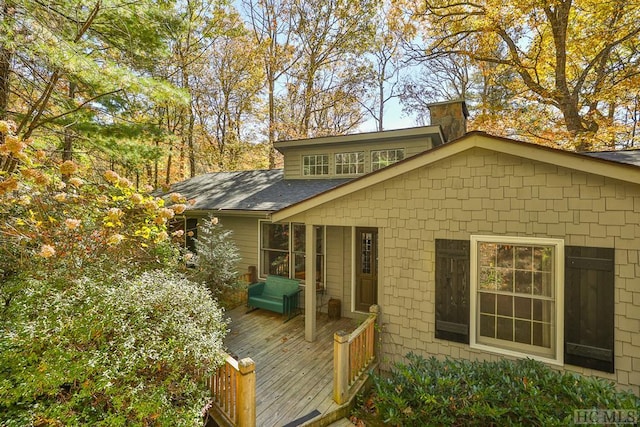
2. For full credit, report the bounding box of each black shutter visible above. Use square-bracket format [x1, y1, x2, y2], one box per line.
[564, 246, 615, 373]
[435, 239, 470, 343]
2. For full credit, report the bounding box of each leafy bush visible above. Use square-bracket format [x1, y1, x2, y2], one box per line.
[354, 353, 640, 427]
[0, 270, 227, 426]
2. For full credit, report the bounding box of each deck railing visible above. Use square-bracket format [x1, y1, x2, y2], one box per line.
[333, 304, 379, 405]
[206, 353, 256, 427]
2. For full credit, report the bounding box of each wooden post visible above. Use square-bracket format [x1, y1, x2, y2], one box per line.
[237, 357, 256, 427]
[248, 266, 257, 284]
[333, 330, 350, 405]
[305, 224, 317, 342]
[370, 304, 379, 361]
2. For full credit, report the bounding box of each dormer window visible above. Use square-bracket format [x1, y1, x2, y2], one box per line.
[372, 148, 404, 171]
[302, 154, 329, 176]
[335, 152, 364, 175]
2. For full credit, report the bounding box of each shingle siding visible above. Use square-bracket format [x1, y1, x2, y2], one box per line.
[294, 146, 640, 393]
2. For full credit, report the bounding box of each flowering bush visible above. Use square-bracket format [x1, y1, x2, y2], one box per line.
[0, 120, 182, 282]
[0, 270, 227, 426]
[0, 120, 230, 425]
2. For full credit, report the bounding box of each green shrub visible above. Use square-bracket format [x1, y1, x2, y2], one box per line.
[354, 353, 640, 427]
[190, 215, 241, 299]
[0, 270, 227, 426]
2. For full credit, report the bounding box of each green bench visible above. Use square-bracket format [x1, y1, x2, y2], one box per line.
[247, 275, 302, 321]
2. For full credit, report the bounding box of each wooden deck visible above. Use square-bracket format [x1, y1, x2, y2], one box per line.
[224, 307, 359, 426]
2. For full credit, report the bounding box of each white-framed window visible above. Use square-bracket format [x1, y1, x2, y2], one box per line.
[260, 222, 290, 277]
[302, 154, 329, 176]
[259, 221, 325, 288]
[335, 152, 364, 175]
[371, 148, 404, 171]
[470, 235, 564, 365]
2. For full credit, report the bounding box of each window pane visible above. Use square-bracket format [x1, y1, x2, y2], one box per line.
[294, 253, 305, 280]
[532, 300, 552, 322]
[533, 322, 552, 348]
[515, 270, 532, 294]
[479, 243, 497, 267]
[496, 294, 513, 317]
[315, 226, 323, 252]
[534, 272, 553, 296]
[498, 268, 513, 292]
[515, 246, 532, 269]
[496, 245, 513, 268]
[479, 267, 498, 290]
[514, 297, 531, 319]
[496, 317, 513, 341]
[316, 254, 324, 286]
[262, 223, 289, 250]
[263, 250, 289, 276]
[479, 293, 496, 314]
[480, 314, 495, 338]
[515, 319, 531, 344]
[293, 224, 305, 252]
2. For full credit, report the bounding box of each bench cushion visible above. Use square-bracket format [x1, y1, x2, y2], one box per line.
[247, 275, 301, 318]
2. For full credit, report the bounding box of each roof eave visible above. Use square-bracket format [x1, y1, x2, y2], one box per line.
[272, 131, 640, 222]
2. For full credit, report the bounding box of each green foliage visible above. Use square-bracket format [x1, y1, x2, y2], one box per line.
[190, 216, 241, 298]
[355, 353, 640, 427]
[1, 125, 229, 425]
[0, 270, 227, 426]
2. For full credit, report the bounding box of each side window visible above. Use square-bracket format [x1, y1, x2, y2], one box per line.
[372, 149, 405, 171]
[302, 154, 329, 176]
[472, 237, 561, 361]
[335, 152, 364, 175]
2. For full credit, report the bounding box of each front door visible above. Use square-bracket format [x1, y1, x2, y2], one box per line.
[355, 228, 378, 312]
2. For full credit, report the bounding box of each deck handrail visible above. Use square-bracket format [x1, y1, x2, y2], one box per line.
[207, 352, 256, 427]
[333, 304, 379, 405]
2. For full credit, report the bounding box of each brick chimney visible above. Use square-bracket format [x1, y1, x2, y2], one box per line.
[428, 100, 469, 142]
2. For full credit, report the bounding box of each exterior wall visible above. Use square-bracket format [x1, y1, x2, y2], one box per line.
[216, 215, 260, 275]
[323, 226, 353, 317]
[287, 147, 640, 393]
[282, 137, 435, 179]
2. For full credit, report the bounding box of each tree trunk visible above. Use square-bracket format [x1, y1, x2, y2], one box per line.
[187, 108, 196, 178]
[62, 81, 76, 163]
[0, 1, 13, 121]
[268, 73, 276, 168]
[377, 76, 384, 132]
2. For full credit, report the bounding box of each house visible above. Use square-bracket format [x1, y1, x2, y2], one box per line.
[165, 101, 640, 393]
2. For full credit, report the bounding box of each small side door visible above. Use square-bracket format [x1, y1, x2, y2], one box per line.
[355, 227, 378, 312]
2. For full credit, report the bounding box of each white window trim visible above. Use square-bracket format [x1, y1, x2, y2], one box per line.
[335, 151, 365, 175]
[302, 154, 329, 176]
[371, 148, 405, 171]
[469, 235, 564, 366]
[257, 220, 326, 288]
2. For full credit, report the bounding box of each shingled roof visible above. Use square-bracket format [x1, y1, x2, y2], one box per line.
[582, 149, 640, 167]
[164, 169, 351, 212]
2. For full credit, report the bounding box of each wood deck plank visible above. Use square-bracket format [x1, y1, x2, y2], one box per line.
[224, 307, 357, 426]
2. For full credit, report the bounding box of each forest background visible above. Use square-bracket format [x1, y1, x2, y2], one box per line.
[1, 0, 639, 188]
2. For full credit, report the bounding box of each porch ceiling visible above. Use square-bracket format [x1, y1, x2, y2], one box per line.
[224, 307, 357, 426]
